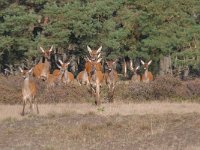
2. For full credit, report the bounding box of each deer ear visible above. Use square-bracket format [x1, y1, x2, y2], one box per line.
[86, 56, 91, 62]
[87, 45, 92, 53]
[141, 60, 145, 65]
[97, 46, 102, 53]
[148, 60, 152, 65]
[49, 45, 53, 52]
[97, 53, 101, 58]
[97, 58, 102, 63]
[40, 47, 45, 53]
[136, 66, 140, 70]
[56, 63, 62, 69]
[28, 68, 33, 73]
[19, 67, 23, 73]
[58, 59, 63, 65]
[66, 62, 70, 65]
[113, 59, 118, 64]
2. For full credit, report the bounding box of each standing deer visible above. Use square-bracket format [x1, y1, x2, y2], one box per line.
[76, 45, 102, 86]
[19, 67, 39, 116]
[141, 60, 153, 83]
[33, 45, 53, 81]
[57, 59, 74, 84]
[130, 60, 141, 82]
[104, 60, 118, 102]
[86, 57, 104, 105]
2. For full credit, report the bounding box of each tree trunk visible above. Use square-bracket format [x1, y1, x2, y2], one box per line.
[159, 55, 172, 76]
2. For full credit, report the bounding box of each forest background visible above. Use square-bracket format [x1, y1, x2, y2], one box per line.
[1, 0, 200, 77]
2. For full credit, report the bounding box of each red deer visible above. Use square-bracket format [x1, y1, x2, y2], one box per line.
[33, 45, 53, 81]
[19, 67, 39, 116]
[130, 60, 141, 82]
[86, 57, 104, 105]
[76, 69, 89, 86]
[141, 60, 153, 83]
[104, 60, 118, 102]
[76, 45, 102, 86]
[57, 59, 74, 84]
[76, 45, 102, 84]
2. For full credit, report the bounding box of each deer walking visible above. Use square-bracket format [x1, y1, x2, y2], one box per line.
[86, 57, 104, 105]
[76, 45, 102, 86]
[19, 67, 39, 116]
[104, 60, 118, 102]
[141, 60, 153, 83]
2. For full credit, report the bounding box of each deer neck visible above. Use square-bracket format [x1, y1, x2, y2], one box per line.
[44, 57, 50, 67]
[23, 77, 30, 91]
[144, 69, 149, 80]
[63, 69, 69, 82]
[42, 58, 50, 76]
[91, 69, 97, 82]
[108, 69, 114, 81]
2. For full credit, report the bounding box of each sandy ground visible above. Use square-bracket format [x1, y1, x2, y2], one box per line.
[1, 102, 200, 121]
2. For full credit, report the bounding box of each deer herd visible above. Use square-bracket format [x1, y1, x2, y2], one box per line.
[18, 45, 153, 116]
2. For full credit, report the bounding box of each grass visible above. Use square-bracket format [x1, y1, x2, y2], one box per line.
[2, 117, 17, 123]
[0, 105, 200, 149]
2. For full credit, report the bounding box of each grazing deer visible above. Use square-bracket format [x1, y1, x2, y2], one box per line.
[141, 60, 153, 83]
[130, 60, 141, 82]
[86, 57, 104, 105]
[19, 67, 39, 116]
[104, 60, 118, 102]
[57, 59, 74, 84]
[33, 45, 53, 81]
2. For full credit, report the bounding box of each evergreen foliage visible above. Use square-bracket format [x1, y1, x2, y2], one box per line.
[0, 0, 200, 75]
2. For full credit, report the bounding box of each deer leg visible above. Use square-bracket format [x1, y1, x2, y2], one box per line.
[95, 83, 100, 105]
[91, 86, 96, 97]
[29, 99, 33, 113]
[35, 98, 39, 114]
[21, 99, 26, 116]
[108, 83, 115, 103]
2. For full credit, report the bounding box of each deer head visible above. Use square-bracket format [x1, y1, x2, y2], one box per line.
[40, 45, 53, 60]
[141, 60, 152, 70]
[19, 67, 33, 79]
[130, 60, 140, 74]
[105, 59, 117, 71]
[57, 59, 70, 74]
[87, 45, 102, 61]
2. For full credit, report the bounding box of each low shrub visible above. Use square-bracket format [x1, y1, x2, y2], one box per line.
[128, 75, 200, 101]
